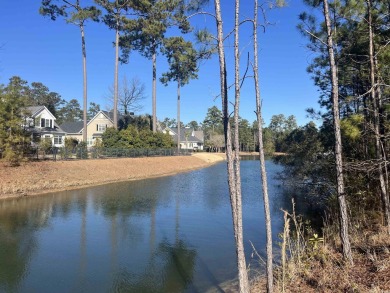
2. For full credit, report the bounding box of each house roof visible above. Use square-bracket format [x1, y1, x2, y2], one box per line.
[193, 130, 204, 141]
[89, 110, 114, 126]
[102, 110, 115, 121]
[59, 111, 114, 134]
[29, 122, 66, 135]
[60, 121, 84, 134]
[53, 122, 66, 134]
[23, 106, 65, 135]
[25, 105, 56, 120]
[25, 106, 45, 116]
[168, 127, 204, 143]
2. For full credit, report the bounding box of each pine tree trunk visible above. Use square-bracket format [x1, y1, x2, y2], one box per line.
[152, 50, 157, 133]
[177, 79, 181, 154]
[323, 0, 353, 264]
[214, 0, 249, 291]
[253, 0, 273, 291]
[233, 1, 249, 291]
[376, 83, 390, 215]
[366, 0, 390, 234]
[80, 23, 88, 143]
[113, 17, 119, 130]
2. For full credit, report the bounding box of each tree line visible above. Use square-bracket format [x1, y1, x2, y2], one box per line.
[161, 106, 299, 153]
[0, 73, 300, 156]
[0, 76, 103, 123]
[274, 0, 390, 283]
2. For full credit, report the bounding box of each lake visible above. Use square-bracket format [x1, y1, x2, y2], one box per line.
[0, 160, 288, 293]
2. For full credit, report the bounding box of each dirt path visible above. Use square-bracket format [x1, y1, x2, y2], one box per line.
[0, 153, 225, 200]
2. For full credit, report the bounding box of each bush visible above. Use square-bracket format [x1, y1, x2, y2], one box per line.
[59, 137, 78, 159]
[39, 138, 52, 156]
[90, 138, 103, 158]
[3, 144, 24, 166]
[76, 141, 88, 159]
[102, 126, 174, 149]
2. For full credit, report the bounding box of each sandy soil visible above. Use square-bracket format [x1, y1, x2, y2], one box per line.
[0, 153, 225, 200]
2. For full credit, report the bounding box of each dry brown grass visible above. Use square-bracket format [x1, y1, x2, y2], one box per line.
[251, 207, 390, 293]
[0, 153, 225, 200]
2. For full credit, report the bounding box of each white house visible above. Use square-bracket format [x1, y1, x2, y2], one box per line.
[23, 106, 65, 147]
[164, 127, 204, 150]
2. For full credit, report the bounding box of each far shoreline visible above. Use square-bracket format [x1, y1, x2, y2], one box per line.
[0, 153, 226, 201]
[0, 152, 283, 201]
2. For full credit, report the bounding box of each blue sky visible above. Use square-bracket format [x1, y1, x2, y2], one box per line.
[0, 0, 320, 126]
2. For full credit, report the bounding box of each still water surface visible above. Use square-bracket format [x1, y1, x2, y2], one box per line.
[0, 160, 288, 293]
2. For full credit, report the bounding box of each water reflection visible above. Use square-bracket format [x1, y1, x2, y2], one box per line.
[111, 238, 197, 293]
[0, 160, 286, 292]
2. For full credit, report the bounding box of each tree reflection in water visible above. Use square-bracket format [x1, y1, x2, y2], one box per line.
[0, 197, 53, 292]
[109, 184, 197, 293]
[0, 160, 287, 293]
[111, 238, 197, 293]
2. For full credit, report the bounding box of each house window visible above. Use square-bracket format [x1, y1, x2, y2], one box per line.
[97, 124, 107, 132]
[87, 137, 94, 146]
[41, 118, 52, 128]
[54, 136, 62, 145]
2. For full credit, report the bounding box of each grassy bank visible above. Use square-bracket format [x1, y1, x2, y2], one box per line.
[0, 153, 225, 200]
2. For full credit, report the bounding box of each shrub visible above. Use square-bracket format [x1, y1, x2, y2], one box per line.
[76, 141, 88, 159]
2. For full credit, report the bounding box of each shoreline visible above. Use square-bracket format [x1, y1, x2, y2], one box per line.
[0, 153, 226, 200]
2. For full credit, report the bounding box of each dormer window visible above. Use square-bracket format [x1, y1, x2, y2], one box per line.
[41, 118, 52, 128]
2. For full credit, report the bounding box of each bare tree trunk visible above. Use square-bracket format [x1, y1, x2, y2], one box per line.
[233, 1, 249, 291]
[375, 59, 388, 193]
[253, 0, 273, 291]
[113, 16, 119, 129]
[323, 0, 353, 264]
[152, 50, 157, 132]
[376, 83, 390, 216]
[366, 0, 390, 233]
[214, 0, 249, 292]
[80, 23, 88, 143]
[177, 79, 181, 154]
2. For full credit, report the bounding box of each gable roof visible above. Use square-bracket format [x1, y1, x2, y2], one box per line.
[59, 111, 114, 134]
[25, 106, 56, 120]
[60, 121, 84, 134]
[25, 106, 45, 116]
[166, 127, 204, 143]
[193, 130, 204, 141]
[102, 110, 115, 121]
[53, 122, 66, 134]
[89, 110, 114, 126]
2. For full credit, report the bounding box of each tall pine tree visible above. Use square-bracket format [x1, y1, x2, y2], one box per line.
[40, 0, 101, 142]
